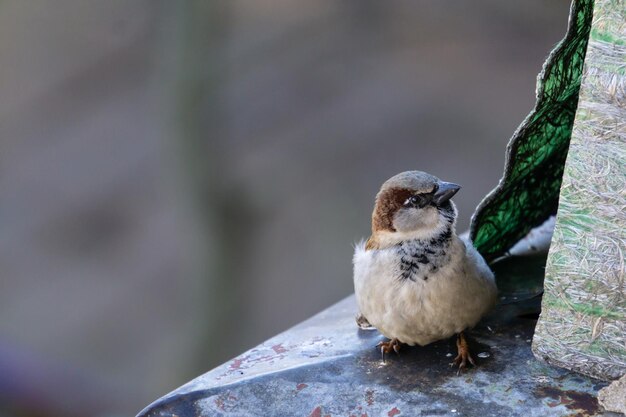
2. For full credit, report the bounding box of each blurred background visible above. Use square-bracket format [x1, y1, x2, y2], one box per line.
[0, 1, 571, 416]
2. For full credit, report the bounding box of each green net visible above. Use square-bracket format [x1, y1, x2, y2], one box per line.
[469, 0, 594, 263]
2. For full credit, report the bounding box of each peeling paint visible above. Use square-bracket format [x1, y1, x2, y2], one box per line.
[388, 407, 401, 416]
[272, 343, 288, 354]
[229, 358, 243, 370]
[308, 406, 322, 417]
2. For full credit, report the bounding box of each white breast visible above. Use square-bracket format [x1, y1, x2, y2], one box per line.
[353, 237, 497, 346]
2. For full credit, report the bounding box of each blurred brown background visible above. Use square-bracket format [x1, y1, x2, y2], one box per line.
[0, 1, 570, 416]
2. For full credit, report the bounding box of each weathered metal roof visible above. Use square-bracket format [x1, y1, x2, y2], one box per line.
[137, 250, 616, 417]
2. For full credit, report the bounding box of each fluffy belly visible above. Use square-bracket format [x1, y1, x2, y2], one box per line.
[354, 248, 495, 346]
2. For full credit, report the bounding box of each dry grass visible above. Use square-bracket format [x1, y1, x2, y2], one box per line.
[533, 0, 626, 381]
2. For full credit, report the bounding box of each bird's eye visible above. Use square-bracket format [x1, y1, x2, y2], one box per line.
[404, 196, 420, 207]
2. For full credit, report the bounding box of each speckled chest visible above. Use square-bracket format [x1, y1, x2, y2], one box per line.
[396, 232, 452, 282]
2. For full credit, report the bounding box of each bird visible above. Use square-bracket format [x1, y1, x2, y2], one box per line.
[353, 170, 497, 372]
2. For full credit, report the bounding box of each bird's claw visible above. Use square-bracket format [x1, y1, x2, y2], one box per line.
[377, 338, 402, 362]
[450, 332, 476, 375]
[451, 350, 476, 375]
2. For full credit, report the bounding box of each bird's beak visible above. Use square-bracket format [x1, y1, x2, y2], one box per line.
[433, 182, 461, 205]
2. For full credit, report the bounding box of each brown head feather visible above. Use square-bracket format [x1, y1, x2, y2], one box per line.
[371, 187, 413, 233]
[364, 171, 443, 251]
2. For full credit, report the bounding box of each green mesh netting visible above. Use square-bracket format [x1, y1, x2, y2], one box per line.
[469, 0, 594, 263]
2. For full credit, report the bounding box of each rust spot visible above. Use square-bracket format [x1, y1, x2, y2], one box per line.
[535, 386, 598, 416]
[564, 390, 600, 417]
[308, 406, 322, 417]
[215, 397, 225, 411]
[365, 389, 375, 406]
[214, 393, 237, 412]
[388, 407, 401, 417]
[272, 343, 288, 354]
[296, 383, 308, 391]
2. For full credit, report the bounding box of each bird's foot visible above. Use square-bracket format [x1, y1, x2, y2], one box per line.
[377, 338, 402, 362]
[451, 332, 475, 375]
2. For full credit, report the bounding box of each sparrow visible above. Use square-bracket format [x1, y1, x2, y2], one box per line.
[353, 171, 497, 372]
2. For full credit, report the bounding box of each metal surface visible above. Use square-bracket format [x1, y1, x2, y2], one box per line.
[138, 253, 617, 417]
